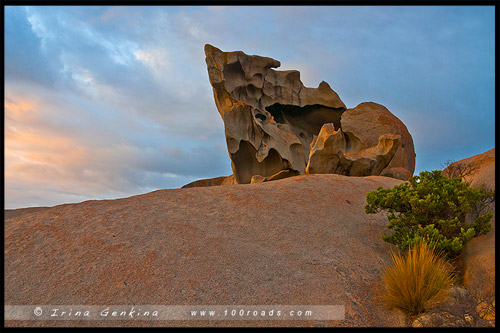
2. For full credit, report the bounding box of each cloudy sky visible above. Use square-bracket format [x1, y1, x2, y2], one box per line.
[4, 6, 495, 209]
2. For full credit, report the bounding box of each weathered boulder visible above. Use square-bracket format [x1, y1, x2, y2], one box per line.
[305, 123, 401, 176]
[204, 44, 415, 185]
[380, 167, 412, 182]
[220, 174, 238, 185]
[205, 44, 346, 184]
[181, 175, 238, 188]
[340, 102, 415, 177]
[250, 169, 301, 184]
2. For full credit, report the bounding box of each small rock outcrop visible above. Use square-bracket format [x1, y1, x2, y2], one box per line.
[250, 169, 301, 184]
[181, 176, 227, 188]
[181, 175, 237, 188]
[203, 44, 415, 186]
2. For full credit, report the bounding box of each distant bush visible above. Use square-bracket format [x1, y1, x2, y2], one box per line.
[381, 240, 455, 317]
[440, 159, 480, 180]
[365, 170, 494, 258]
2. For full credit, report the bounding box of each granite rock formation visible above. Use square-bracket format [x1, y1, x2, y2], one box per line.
[5, 174, 408, 327]
[204, 44, 415, 185]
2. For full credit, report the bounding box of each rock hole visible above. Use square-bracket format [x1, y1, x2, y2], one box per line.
[265, 102, 346, 158]
[246, 84, 256, 96]
[222, 61, 245, 93]
[255, 114, 267, 121]
[265, 103, 344, 132]
[231, 140, 286, 184]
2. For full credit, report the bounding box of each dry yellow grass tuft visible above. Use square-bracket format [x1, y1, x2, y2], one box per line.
[381, 240, 456, 317]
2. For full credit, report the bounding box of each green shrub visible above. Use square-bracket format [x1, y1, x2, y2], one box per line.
[381, 240, 456, 317]
[365, 170, 494, 258]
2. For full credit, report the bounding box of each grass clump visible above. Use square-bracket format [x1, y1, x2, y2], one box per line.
[381, 240, 456, 317]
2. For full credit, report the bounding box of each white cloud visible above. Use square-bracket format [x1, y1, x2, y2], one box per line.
[135, 48, 168, 69]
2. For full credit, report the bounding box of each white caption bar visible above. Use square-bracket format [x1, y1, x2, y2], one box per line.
[5, 305, 345, 321]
